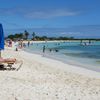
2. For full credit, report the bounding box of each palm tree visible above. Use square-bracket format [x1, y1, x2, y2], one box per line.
[24, 30, 29, 40]
[32, 32, 35, 40]
[19, 33, 23, 39]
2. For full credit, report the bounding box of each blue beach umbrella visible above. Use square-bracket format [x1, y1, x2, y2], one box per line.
[0, 24, 4, 57]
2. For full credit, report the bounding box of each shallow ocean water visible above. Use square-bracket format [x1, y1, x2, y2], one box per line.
[24, 41, 100, 72]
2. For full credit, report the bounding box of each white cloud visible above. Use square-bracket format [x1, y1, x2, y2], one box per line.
[0, 8, 79, 19]
[61, 32, 81, 35]
[26, 9, 79, 19]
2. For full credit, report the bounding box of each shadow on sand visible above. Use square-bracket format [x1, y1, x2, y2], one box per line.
[0, 64, 16, 71]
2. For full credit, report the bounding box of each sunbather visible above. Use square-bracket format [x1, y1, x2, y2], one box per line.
[0, 58, 16, 64]
[0, 58, 16, 70]
[0, 58, 23, 71]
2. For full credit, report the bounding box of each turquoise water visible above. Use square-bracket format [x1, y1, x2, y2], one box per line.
[24, 41, 100, 72]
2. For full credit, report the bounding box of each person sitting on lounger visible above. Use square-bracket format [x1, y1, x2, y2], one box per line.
[0, 58, 16, 64]
[0, 58, 17, 70]
[0, 57, 23, 71]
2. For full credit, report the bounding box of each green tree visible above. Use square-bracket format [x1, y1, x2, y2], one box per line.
[41, 36, 47, 40]
[15, 33, 20, 38]
[7, 34, 15, 40]
[32, 32, 35, 40]
[35, 36, 40, 41]
[19, 33, 23, 39]
[24, 30, 29, 40]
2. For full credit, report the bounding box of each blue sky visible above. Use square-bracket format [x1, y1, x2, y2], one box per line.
[0, 0, 100, 38]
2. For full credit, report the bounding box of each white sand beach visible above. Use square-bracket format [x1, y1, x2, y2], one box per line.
[0, 46, 100, 100]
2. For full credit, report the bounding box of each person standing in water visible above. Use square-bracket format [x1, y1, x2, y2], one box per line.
[28, 41, 30, 47]
[43, 45, 46, 53]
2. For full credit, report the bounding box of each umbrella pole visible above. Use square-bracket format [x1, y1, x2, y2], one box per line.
[0, 50, 1, 58]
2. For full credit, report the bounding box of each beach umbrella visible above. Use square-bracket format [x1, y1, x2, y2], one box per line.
[0, 24, 4, 57]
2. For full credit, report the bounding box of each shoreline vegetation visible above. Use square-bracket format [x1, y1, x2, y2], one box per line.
[6, 30, 100, 41]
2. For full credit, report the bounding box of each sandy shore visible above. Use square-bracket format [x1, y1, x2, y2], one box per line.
[0, 47, 100, 100]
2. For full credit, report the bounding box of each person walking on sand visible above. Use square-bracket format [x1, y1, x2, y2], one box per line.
[9, 40, 12, 47]
[20, 40, 23, 48]
[14, 41, 18, 51]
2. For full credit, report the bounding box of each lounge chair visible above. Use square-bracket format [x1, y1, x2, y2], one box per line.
[0, 57, 23, 71]
[0, 58, 16, 69]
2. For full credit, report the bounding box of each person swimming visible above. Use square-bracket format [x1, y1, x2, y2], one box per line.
[49, 49, 52, 52]
[55, 49, 59, 52]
